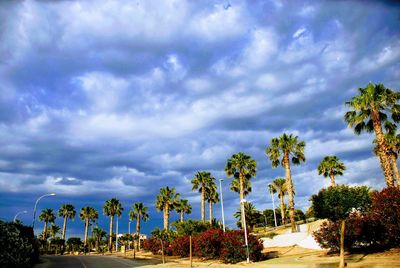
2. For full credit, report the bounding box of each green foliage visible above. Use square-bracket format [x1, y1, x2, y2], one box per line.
[66, 237, 82, 252]
[220, 230, 264, 263]
[225, 152, 257, 180]
[129, 202, 149, 222]
[0, 221, 37, 268]
[311, 185, 371, 221]
[155, 186, 180, 211]
[266, 133, 306, 168]
[103, 198, 124, 217]
[172, 220, 211, 236]
[234, 202, 263, 230]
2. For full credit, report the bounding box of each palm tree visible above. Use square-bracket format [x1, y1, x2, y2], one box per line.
[191, 171, 213, 223]
[129, 202, 149, 249]
[270, 178, 288, 225]
[266, 133, 306, 232]
[49, 224, 61, 240]
[80, 206, 98, 248]
[151, 228, 168, 264]
[58, 204, 76, 240]
[230, 176, 252, 197]
[155, 186, 180, 230]
[92, 226, 106, 253]
[225, 152, 257, 229]
[103, 198, 123, 252]
[175, 199, 192, 222]
[345, 83, 400, 187]
[384, 133, 400, 187]
[317, 156, 346, 187]
[233, 202, 260, 230]
[39, 208, 56, 241]
[205, 181, 219, 224]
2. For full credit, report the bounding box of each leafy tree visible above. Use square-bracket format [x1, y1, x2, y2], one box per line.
[91, 226, 106, 252]
[266, 133, 305, 232]
[174, 199, 192, 223]
[80, 206, 98, 248]
[151, 228, 169, 264]
[191, 171, 213, 223]
[103, 198, 123, 252]
[317, 156, 346, 187]
[49, 224, 61, 240]
[58, 204, 76, 241]
[205, 179, 219, 224]
[39, 208, 56, 241]
[234, 202, 262, 230]
[66, 237, 82, 252]
[311, 185, 371, 268]
[156, 186, 180, 230]
[230, 176, 252, 197]
[270, 177, 287, 225]
[225, 152, 257, 229]
[129, 202, 149, 249]
[344, 83, 400, 187]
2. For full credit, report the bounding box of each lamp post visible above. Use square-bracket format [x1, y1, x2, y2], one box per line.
[128, 220, 131, 250]
[32, 193, 56, 231]
[269, 185, 278, 228]
[240, 199, 250, 263]
[219, 179, 226, 232]
[14, 210, 27, 222]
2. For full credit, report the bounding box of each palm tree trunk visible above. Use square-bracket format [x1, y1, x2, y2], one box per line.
[284, 152, 297, 232]
[339, 219, 346, 268]
[180, 211, 184, 222]
[160, 239, 165, 264]
[84, 218, 89, 246]
[209, 201, 212, 224]
[62, 216, 67, 240]
[372, 110, 395, 187]
[390, 153, 400, 188]
[239, 170, 245, 230]
[329, 170, 336, 187]
[43, 221, 48, 240]
[201, 183, 205, 223]
[164, 205, 169, 230]
[136, 215, 141, 250]
[109, 215, 114, 252]
[279, 194, 286, 225]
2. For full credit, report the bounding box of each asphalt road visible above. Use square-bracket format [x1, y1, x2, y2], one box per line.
[34, 255, 142, 268]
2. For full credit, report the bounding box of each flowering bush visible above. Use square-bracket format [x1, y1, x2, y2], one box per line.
[170, 235, 190, 257]
[193, 228, 223, 259]
[220, 230, 264, 263]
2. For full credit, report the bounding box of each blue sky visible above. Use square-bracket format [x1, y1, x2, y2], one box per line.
[0, 0, 399, 238]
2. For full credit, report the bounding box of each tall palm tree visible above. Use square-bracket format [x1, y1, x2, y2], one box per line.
[49, 224, 61, 240]
[129, 202, 149, 249]
[175, 199, 192, 222]
[155, 186, 180, 230]
[225, 152, 257, 229]
[345, 83, 400, 187]
[80, 206, 98, 248]
[270, 178, 288, 225]
[191, 171, 213, 223]
[317, 156, 346, 187]
[205, 181, 219, 224]
[58, 204, 76, 240]
[230, 176, 252, 197]
[233, 202, 260, 230]
[384, 133, 400, 187]
[39, 208, 56, 240]
[92, 226, 106, 252]
[266, 133, 306, 232]
[103, 198, 123, 252]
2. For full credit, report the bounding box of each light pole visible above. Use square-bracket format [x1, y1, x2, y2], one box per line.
[219, 179, 226, 232]
[269, 185, 278, 228]
[32, 193, 56, 231]
[128, 220, 131, 250]
[14, 210, 27, 222]
[240, 199, 250, 263]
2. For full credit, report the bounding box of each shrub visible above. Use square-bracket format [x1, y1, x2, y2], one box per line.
[220, 230, 264, 264]
[170, 235, 190, 257]
[193, 228, 223, 259]
[143, 236, 172, 255]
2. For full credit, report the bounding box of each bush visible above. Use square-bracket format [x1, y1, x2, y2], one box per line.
[143, 236, 172, 256]
[193, 228, 223, 259]
[0, 221, 37, 267]
[220, 230, 264, 263]
[170, 235, 190, 257]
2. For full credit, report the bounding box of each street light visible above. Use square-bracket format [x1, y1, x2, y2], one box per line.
[240, 199, 250, 263]
[128, 219, 132, 250]
[14, 210, 27, 222]
[32, 193, 56, 231]
[268, 184, 278, 228]
[116, 216, 120, 252]
[219, 179, 226, 232]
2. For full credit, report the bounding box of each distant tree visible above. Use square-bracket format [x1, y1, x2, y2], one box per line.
[58, 204, 76, 241]
[66, 237, 82, 252]
[311, 185, 371, 268]
[151, 228, 169, 264]
[270, 177, 288, 225]
[49, 224, 61, 240]
[225, 152, 257, 229]
[80, 206, 98, 249]
[344, 83, 400, 187]
[103, 198, 123, 252]
[230, 176, 252, 197]
[39, 209, 56, 241]
[318, 156, 346, 187]
[266, 133, 305, 232]
[156, 187, 180, 230]
[205, 179, 219, 224]
[191, 171, 213, 223]
[129, 202, 149, 249]
[234, 202, 262, 230]
[91, 226, 106, 253]
[175, 199, 192, 223]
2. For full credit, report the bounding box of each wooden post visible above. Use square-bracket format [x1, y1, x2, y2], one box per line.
[339, 220, 345, 268]
[190, 235, 192, 268]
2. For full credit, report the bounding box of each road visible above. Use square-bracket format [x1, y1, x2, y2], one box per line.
[34, 255, 144, 268]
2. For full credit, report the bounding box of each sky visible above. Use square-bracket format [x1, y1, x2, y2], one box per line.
[0, 0, 399, 239]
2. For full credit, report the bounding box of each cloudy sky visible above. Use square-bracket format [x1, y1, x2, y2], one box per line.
[0, 0, 399, 238]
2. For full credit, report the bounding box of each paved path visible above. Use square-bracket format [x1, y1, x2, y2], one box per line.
[34, 255, 144, 268]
